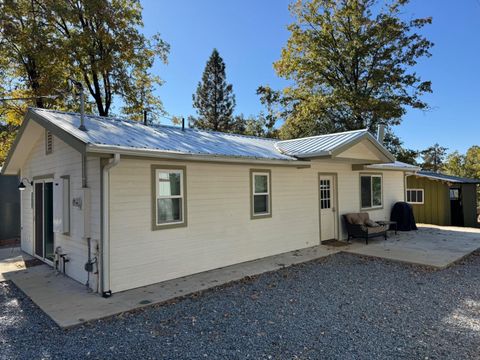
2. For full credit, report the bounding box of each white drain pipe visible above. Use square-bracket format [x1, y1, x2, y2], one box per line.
[101, 153, 120, 297]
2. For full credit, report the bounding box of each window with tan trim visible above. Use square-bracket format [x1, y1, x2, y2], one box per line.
[250, 169, 271, 218]
[151, 165, 187, 230]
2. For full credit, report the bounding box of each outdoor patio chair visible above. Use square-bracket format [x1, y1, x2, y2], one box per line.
[343, 213, 388, 244]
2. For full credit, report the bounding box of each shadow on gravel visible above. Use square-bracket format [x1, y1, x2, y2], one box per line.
[1, 251, 479, 360]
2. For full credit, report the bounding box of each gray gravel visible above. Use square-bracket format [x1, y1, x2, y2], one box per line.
[1, 252, 479, 360]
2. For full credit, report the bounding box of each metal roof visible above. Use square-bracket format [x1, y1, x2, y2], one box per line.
[275, 129, 394, 161]
[416, 171, 480, 184]
[366, 161, 420, 171]
[29, 108, 298, 161]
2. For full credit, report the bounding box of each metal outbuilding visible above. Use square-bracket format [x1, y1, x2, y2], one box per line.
[406, 171, 480, 227]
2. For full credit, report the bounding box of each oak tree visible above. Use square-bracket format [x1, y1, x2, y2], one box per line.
[272, 0, 433, 139]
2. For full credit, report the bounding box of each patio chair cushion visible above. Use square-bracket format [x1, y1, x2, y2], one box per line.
[345, 212, 370, 225]
[365, 219, 380, 227]
[367, 226, 387, 234]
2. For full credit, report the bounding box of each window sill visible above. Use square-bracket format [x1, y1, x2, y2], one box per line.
[152, 222, 187, 231]
[251, 213, 272, 220]
[360, 206, 383, 211]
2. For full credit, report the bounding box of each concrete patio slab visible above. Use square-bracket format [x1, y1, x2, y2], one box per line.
[344, 224, 480, 268]
[5, 244, 340, 328]
[0, 247, 34, 282]
[4, 224, 479, 328]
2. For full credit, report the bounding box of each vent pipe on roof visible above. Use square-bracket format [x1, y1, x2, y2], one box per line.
[70, 79, 87, 131]
[182, 117, 185, 131]
[143, 110, 147, 126]
[78, 86, 87, 131]
[377, 123, 385, 144]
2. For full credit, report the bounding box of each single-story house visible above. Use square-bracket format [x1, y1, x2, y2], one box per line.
[1, 108, 419, 296]
[0, 169, 21, 243]
[406, 171, 480, 227]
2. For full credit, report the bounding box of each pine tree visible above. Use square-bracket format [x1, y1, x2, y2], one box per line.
[190, 49, 236, 131]
[421, 143, 448, 172]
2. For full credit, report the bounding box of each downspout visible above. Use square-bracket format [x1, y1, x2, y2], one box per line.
[404, 172, 416, 202]
[100, 153, 120, 297]
[82, 154, 88, 188]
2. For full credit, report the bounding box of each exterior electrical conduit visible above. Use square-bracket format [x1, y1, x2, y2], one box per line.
[101, 153, 120, 297]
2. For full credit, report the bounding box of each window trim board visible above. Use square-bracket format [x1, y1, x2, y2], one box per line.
[151, 165, 187, 231]
[359, 172, 383, 210]
[250, 168, 272, 219]
[406, 188, 425, 204]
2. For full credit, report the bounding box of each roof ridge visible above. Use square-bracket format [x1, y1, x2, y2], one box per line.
[276, 128, 368, 144]
[30, 107, 279, 142]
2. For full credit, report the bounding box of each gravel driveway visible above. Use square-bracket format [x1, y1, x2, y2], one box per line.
[1, 252, 479, 360]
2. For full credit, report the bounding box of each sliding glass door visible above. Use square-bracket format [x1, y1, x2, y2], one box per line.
[34, 180, 54, 263]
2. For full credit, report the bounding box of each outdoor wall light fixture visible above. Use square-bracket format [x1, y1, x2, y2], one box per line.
[18, 177, 33, 191]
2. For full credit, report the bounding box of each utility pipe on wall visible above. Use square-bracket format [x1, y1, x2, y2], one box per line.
[100, 153, 120, 297]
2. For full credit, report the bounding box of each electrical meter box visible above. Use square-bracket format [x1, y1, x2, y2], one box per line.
[53, 178, 70, 233]
[71, 187, 91, 239]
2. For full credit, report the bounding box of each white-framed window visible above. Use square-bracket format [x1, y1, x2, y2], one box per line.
[45, 130, 53, 155]
[360, 174, 382, 209]
[319, 179, 332, 209]
[154, 167, 186, 228]
[251, 170, 271, 218]
[406, 189, 424, 204]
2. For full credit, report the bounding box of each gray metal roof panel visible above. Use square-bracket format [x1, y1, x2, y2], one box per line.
[275, 129, 369, 157]
[30, 108, 297, 161]
[416, 171, 480, 184]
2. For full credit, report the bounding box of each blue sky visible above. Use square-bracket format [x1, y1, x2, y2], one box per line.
[141, 0, 480, 154]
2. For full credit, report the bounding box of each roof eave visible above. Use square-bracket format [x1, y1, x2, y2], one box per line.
[415, 173, 480, 184]
[292, 151, 331, 159]
[86, 144, 311, 167]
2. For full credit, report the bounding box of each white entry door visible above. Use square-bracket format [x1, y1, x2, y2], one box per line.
[319, 175, 337, 241]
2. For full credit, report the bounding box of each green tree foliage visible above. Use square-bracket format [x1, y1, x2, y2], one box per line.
[443, 151, 465, 177]
[230, 113, 274, 138]
[41, 0, 169, 117]
[256, 86, 281, 138]
[443, 146, 480, 180]
[272, 0, 433, 139]
[383, 130, 418, 165]
[190, 49, 236, 131]
[0, 0, 168, 164]
[420, 143, 447, 172]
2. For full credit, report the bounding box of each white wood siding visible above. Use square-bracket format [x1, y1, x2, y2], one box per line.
[108, 158, 405, 292]
[20, 132, 100, 289]
[108, 159, 319, 292]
